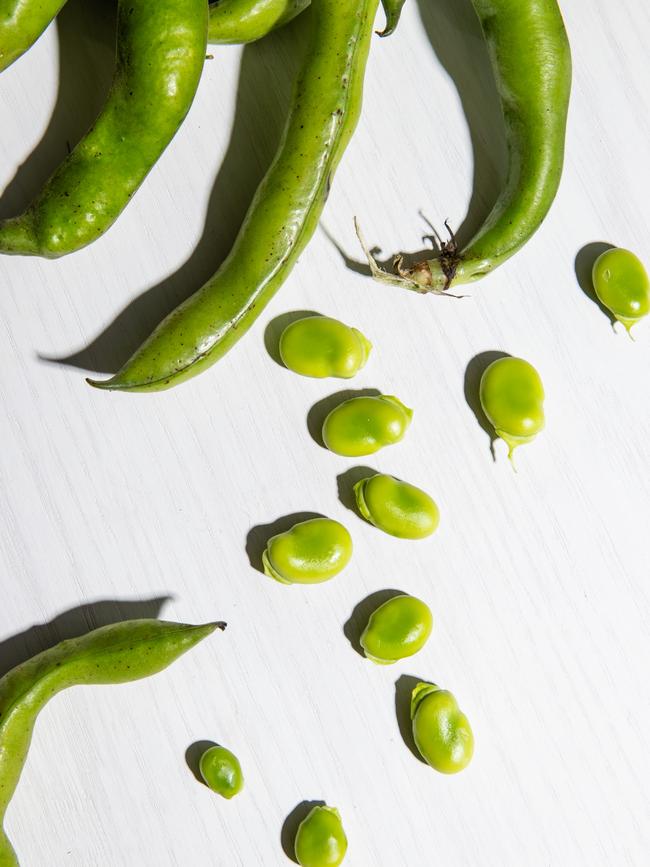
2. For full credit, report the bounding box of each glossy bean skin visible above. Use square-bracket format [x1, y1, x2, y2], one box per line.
[279, 315, 372, 378]
[208, 0, 309, 44]
[262, 517, 352, 585]
[322, 395, 412, 457]
[592, 248, 650, 334]
[294, 805, 347, 867]
[360, 595, 432, 664]
[0, 619, 222, 865]
[353, 473, 439, 539]
[199, 745, 244, 799]
[0, 0, 207, 257]
[411, 683, 474, 774]
[90, 0, 380, 391]
[0, 0, 67, 71]
[479, 357, 544, 460]
[0, 0, 297, 75]
[207, 0, 405, 44]
[361, 0, 571, 292]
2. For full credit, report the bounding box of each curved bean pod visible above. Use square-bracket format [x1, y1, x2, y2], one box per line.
[90, 0, 380, 392]
[0, 0, 207, 257]
[0, 619, 223, 865]
[208, 0, 310, 44]
[360, 0, 571, 293]
[207, 0, 404, 44]
[0, 0, 67, 72]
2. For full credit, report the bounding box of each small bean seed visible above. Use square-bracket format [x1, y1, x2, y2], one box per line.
[322, 395, 412, 457]
[262, 518, 352, 584]
[294, 805, 347, 867]
[411, 682, 474, 774]
[353, 473, 439, 539]
[360, 595, 432, 664]
[279, 315, 372, 378]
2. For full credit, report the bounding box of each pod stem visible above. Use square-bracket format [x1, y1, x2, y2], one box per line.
[354, 218, 466, 297]
[377, 0, 406, 36]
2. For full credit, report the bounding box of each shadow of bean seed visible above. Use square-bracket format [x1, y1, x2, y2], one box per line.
[395, 674, 428, 764]
[463, 350, 511, 461]
[574, 241, 617, 328]
[336, 465, 377, 514]
[184, 740, 218, 786]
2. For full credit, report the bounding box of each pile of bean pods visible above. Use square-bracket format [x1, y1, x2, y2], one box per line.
[2, 0, 650, 863]
[1, 0, 648, 389]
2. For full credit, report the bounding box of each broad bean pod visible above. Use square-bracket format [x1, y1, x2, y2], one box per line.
[0, 0, 67, 71]
[90, 0, 382, 391]
[0, 0, 207, 257]
[0, 619, 222, 865]
[208, 0, 404, 43]
[208, 0, 310, 44]
[0, 0, 299, 75]
[360, 0, 571, 292]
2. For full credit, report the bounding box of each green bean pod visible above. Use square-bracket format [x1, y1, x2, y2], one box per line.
[89, 0, 380, 392]
[208, 0, 404, 44]
[0, 0, 207, 257]
[208, 0, 310, 44]
[0, 619, 222, 865]
[359, 0, 571, 292]
[0, 0, 67, 71]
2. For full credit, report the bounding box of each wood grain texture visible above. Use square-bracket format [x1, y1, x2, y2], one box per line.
[0, 1, 649, 864]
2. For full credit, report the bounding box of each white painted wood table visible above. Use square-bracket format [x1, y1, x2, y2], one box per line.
[1, 1, 649, 864]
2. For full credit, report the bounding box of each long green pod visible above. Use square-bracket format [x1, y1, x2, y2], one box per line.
[0, 0, 207, 257]
[0, 619, 222, 865]
[360, 0, 571, 293]
[0, 0, 67, 71]
[208, 0, 310, 44]
[90, 0, 380, 392]
[207, 0, 403, 44]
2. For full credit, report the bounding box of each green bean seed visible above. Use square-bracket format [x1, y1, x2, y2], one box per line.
[411, 682, 474, 774]
[294, 805, 348, 867]
[360, 595, 432, 664]
[262, 517, 352, 585]
[279, 315, 372, 378]
[479, 357, 545, 461]
[322, 395, 412, 457]
[199, 746, 244, 799]
[353, 474, 439, 539]
[592, 247, 650, 335]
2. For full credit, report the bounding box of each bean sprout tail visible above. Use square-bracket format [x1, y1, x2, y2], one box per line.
[354, 218, 466, 297]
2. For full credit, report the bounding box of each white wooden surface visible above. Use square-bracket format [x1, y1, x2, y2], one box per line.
[1, 1, 649, 864]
